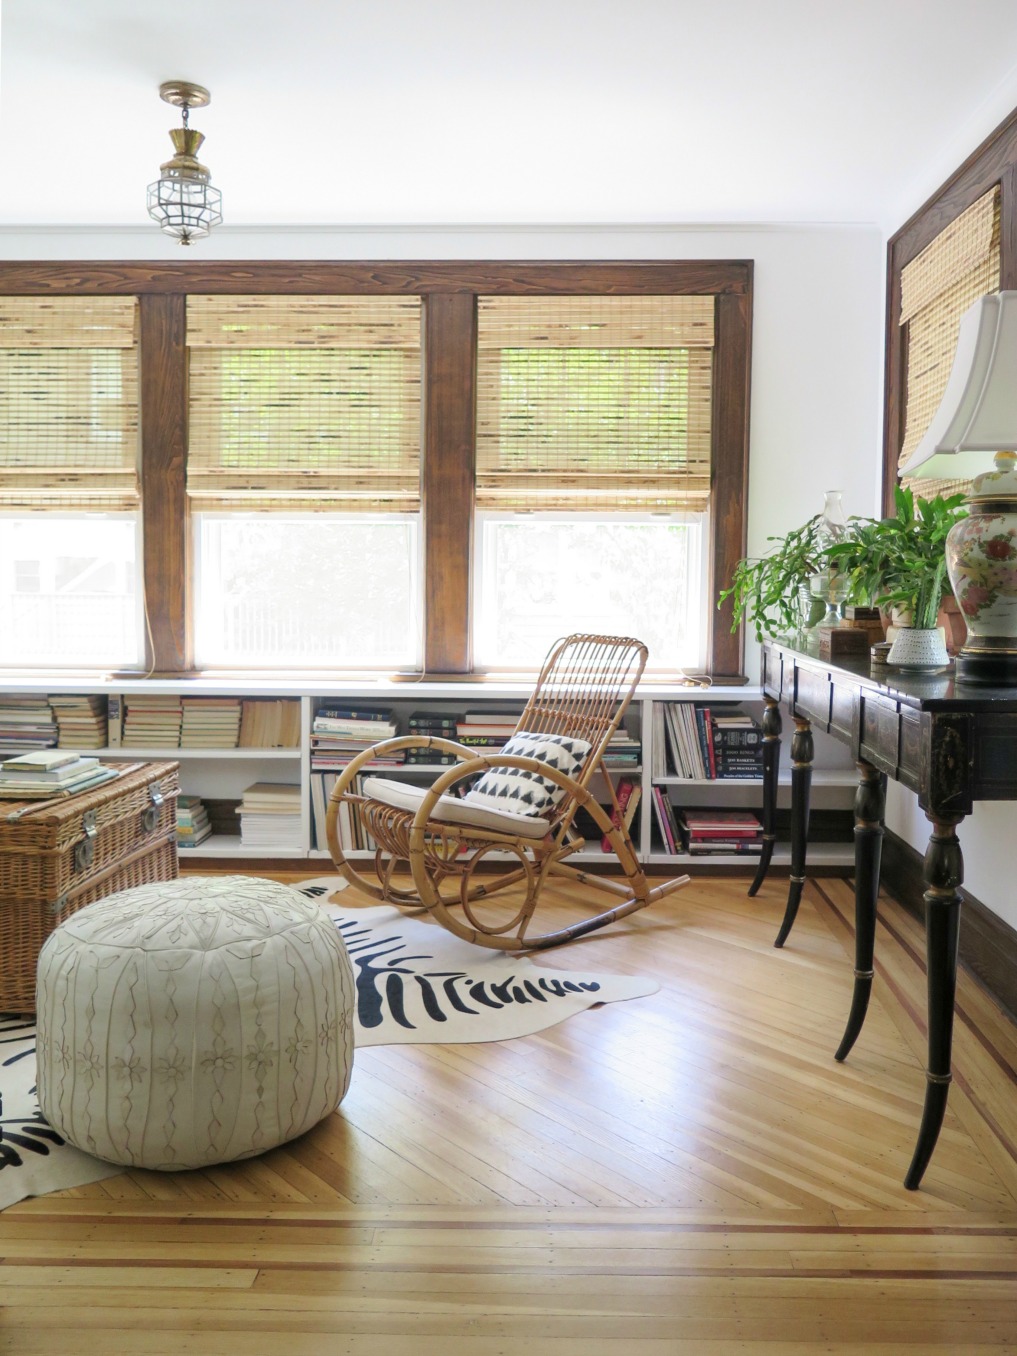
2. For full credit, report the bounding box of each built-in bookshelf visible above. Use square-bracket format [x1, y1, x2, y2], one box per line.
[0, 679, 856, 867]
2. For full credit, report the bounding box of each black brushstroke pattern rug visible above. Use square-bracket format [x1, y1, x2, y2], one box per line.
[0, 876, 657, 1209]
[304, 876, 658, 1046]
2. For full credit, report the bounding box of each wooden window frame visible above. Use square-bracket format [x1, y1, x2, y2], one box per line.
[884, 107, 1017, 514]
[0, 260, 753, 680]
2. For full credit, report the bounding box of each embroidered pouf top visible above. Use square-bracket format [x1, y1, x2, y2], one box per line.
[35, 875, 355, 1170]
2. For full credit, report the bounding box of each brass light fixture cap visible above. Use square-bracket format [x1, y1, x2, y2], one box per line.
[158, 80, 211, 109]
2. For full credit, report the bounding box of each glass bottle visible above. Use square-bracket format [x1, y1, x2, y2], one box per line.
[810, 490, 849, 627]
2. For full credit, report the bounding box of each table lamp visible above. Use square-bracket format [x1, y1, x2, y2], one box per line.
[900, 290, 1017, 684]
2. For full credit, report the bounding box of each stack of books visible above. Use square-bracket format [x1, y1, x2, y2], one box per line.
[47, 694, 108, 748]
[180, 698, 243, 749]
[0, 751, 119, 801]
[405, 710, 460, 766]
[709, 710, 765, 779]
[176, 793, 213, 848]
[238, 699, 301, 749]
[677, 809, 764, 855]
[310, 705, 400, 771]
[237, 782, 302, 848]
[0, 697, 58, 755]
[123, 694, 184, 747]
[603, 729, 641, 767]
[455, 710, 519, 754]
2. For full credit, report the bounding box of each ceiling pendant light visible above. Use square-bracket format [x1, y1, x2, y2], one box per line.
[146, 80, 223, 245]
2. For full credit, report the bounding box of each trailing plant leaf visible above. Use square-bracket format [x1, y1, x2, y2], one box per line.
[718, 514, 831, 642]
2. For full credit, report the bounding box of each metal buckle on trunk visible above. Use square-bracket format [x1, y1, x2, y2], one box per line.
[142, 782, 165, 833]
[74, 810, 98, 872]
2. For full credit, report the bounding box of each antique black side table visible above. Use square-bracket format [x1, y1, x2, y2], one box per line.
[755, 640, 1017, 1189]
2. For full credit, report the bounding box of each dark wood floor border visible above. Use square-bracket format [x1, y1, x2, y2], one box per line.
[881, 828, 1017, 1024]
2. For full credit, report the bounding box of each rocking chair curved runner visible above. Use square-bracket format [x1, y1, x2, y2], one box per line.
[325, 634, 690, 951]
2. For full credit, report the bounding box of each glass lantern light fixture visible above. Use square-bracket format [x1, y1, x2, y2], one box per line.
[146, 81, 223, 245]
[901, 291, 1017, 684]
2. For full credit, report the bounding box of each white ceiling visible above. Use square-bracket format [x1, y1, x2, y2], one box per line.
[4, 0, 1017, 231]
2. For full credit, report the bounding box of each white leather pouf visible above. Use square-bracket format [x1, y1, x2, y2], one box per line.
[36, 875, 355, 1171]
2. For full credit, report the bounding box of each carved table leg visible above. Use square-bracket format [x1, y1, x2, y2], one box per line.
[835, 761, 886, 1061]
[904, 814, 964, 1191]
[748, 695, 782, 897]
[773, 716, 813, 947]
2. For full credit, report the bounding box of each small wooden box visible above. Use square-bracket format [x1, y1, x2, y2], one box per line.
[818, 625, 872, 661]
[0, 760, 180, 1013]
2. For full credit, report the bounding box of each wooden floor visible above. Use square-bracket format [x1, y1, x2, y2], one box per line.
[2, 869, 1017, 1353]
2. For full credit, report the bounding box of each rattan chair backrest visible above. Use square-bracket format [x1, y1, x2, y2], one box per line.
[513, 634, 647, 790]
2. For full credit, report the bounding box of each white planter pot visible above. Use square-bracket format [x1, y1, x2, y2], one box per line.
[886, 626, 950, 670]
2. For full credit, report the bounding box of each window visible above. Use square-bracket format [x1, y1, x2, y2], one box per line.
[473, 295, 714, 669]
[897, 187, 1000, 498]
[0, 298, 142, 667]
[475, 513, 705, 669]
[0, 262, 751, 678]
[195, 514, 419, 668]
[186, 295, 422, 669]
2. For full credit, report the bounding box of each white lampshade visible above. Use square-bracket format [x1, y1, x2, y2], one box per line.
[902, 291, 1017, 485]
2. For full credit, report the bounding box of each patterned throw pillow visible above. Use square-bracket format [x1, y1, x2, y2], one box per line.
[464, 731, 593, 817]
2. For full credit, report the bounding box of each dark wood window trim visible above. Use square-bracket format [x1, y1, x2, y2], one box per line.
[0, 259, 753, 679]
[884, 106, 1017, 514]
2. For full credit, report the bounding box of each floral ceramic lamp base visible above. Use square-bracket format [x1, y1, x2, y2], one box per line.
[948, 477, 1017, 684]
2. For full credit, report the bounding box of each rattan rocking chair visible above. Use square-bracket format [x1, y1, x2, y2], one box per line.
[325, 633, 690, 951]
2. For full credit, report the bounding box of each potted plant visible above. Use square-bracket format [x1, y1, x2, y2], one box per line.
[718, 513, 838, 642]
[824, 486, 968, 666]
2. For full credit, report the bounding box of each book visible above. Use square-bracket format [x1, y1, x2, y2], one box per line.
[315, 705, 392, 722]
[0, 766, 119, 800]
[601, 779, 636, 851]
[408, 712, 458, 729]
[312, 717, 397, 738]
[682, 809, 762, 832]
[0, 755, 99, 784]
[2, 750, 81, 772]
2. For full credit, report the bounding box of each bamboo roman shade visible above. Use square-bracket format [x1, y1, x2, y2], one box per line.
[898, 186, 1001, 496]
[186, 295, 422, 512]
[476, 296, 714, 511]
[0, 298, 140, 511]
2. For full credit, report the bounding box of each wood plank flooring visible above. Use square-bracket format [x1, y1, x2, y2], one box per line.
[2, 870, 1016, 1353]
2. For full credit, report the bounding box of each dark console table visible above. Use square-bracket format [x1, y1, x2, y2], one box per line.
[756, 640, 1017, 1189]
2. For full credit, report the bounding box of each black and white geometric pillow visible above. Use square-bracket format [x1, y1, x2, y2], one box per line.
[464, 731, 593, 818]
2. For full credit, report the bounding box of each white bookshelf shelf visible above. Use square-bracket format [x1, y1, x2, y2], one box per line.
[0, 678, 853, 869]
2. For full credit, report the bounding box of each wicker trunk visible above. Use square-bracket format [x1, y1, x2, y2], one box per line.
[0, 760, 180, 1013]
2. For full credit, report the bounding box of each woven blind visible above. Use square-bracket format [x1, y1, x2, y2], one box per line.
[187, 295, 422, 512]
[476, 296, 714, 512]
[0, 298, 140, 511]
[898, 187, 1000, 497]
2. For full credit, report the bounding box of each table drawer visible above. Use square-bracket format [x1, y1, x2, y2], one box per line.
[831, 682, 860, 745]
[860, 695, 901, 775]
[793, 667, 832, 728]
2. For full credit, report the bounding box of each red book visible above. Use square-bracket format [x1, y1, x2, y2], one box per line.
[601, 779, 634, 851]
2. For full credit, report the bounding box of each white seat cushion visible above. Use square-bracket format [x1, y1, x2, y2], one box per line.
[361, 776, 551, 840]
